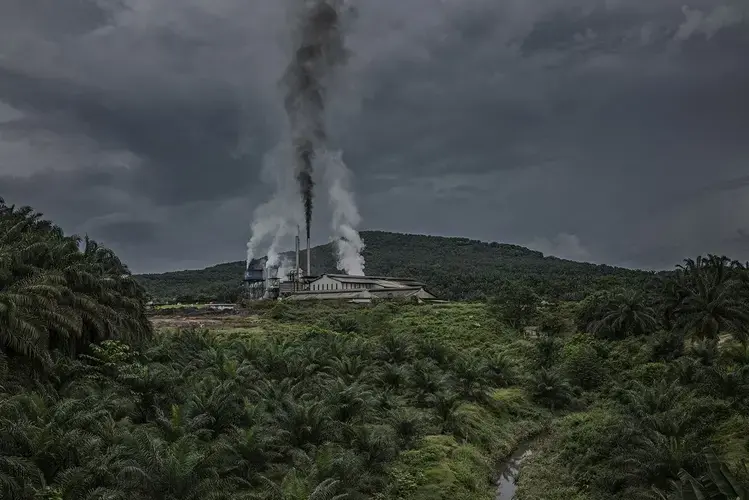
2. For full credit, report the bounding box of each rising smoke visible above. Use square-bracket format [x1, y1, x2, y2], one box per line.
[245, 143, 300, 271]
[283, 0, 349, 241]
[245, 0, 365, 276]
[320, 149, 365, 275]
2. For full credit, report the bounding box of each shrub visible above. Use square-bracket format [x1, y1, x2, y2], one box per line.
[487, 281, 540, 329]
[553, 409, 632, 494]
[562, 335, 606, 390]
[382, 435, 492, 500]
[537, 310, 572, 337]
[535, 337, 561, 369]
[331, 315, 362, 333]
[650, 329, 686, 362]
[627, 362, 671, 385]
[267, 301, 296, 321]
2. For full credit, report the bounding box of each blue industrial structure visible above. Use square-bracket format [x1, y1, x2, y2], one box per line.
[243, 225, 313, 301]
[244, 268, 264, 282]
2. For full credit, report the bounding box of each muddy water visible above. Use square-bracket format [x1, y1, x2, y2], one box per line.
[495, 442, 535, 500]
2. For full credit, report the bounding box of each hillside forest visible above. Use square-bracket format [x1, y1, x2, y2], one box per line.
[2, 198, 749, 500]
[134, 230, 653, 303]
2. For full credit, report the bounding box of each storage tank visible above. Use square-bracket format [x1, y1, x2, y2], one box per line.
[244, 268, 264, 282]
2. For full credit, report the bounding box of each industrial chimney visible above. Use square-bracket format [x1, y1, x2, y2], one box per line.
[295, 226, 300, 279]
[306, 234, 311, 277]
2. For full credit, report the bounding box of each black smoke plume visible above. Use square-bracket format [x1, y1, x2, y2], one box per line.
[283, 0, 349, 240]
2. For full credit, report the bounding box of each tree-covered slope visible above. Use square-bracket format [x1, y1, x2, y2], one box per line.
[135, 230, 654, 302]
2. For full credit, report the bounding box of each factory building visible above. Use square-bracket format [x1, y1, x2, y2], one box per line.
[243, 228, 437, 303]
[285, 274, 437, 303]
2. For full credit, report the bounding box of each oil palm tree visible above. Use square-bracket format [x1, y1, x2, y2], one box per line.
[385, 407, 427, 448]
[623, 430, 696, 492]
[0, 200, 151, 364]
[450, 355, 491, 402]
[656, 274, 690, 332]
[592, 290, 658, 339]
[528, 368, 573, 410]
[255, 472, 348, 500]
[652, 447, 749, 500]
[324, 378, 374, 423]
[117, 431, 226, 500]
[672, 255, 749, 341]
[275, 398, 332, 450]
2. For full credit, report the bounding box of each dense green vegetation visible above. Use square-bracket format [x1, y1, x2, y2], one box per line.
[3, 201, 749, 500]
[1, 314, 548, 500]
[0, 198, 151, 364]
[135, 230, 653, 303]
[515, 255, 749, 499]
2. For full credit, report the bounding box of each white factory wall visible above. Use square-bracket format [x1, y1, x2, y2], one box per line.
[308, 275, 376, 291]
[309, 275, 343, 291]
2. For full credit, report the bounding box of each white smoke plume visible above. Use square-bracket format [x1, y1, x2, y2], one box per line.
[245, 143, 301, 271]
[265, 219, 290, 270]
[319, 149, 365, 275]
[277, 255, 294, 282]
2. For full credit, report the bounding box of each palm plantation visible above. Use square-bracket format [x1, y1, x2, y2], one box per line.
[0, 199, 151, 363]
[2, 199, 749, 499]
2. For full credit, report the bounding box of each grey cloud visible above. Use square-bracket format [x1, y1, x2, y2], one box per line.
[90, 219, 160, 246]
[1, 0, 748, 272]
[675, 3, 745, 41]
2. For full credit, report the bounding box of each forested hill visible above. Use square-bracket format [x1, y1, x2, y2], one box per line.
[135, 230, 654, 302]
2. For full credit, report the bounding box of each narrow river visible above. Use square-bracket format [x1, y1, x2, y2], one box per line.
[495, 441, 535, 500]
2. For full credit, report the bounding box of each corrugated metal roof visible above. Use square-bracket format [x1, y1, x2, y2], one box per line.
[315, 274, 426, 287]
[370, 287, 436, 299]
[284, 286, 437, 301]
[370, 289, 418, 298]
[284, 290, 373, 301]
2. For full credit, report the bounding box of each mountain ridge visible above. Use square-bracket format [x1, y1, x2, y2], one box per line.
[134, 230, 655, 302]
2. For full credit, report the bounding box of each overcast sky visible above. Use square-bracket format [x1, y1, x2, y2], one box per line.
[0, 0, 747, 273]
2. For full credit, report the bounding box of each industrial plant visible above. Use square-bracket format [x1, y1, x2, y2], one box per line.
[243, 229, 437, 304]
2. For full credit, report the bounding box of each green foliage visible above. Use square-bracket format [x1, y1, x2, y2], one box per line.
[562, 334, 607, 390]
[0, 199, 151, 365]
[1, 308, 543, 500]
[136, 231, 654, 303]
[549, 408, 632, 491]
[535, 336, 561, 369]
[650, 330, 686, 362]
[654, 447, 749, 500]
[591, 290, 658, 339]
[5, 200, 749, 500]
[515, 448, 589, 500]
[268, 301, 297, 321]
[330, 316, 361, 334]
[575, 291, 611, 333]
[487, 281, 540, 329]
[537, 309, 572, 337]
[528, 368, 573, 410]
[381, 435, 492, 500]
[514, 255, 749, 499]
[661, 256, 749, 341]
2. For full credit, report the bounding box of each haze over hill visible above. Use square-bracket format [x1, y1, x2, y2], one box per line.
[135, 230, 654, 302]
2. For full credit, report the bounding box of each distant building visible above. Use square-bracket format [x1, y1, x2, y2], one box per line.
[283, 274, 437, 303]
[208, 303, 236, 311]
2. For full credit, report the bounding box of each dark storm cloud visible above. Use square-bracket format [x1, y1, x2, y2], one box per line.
[92, 219, 160, 246]
[0, 0, 747, 272]
[0, 64, 269, 206]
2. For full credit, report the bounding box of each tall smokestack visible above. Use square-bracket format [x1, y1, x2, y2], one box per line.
[295, 225, 300, 278]
[306, 235, 311, 277]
